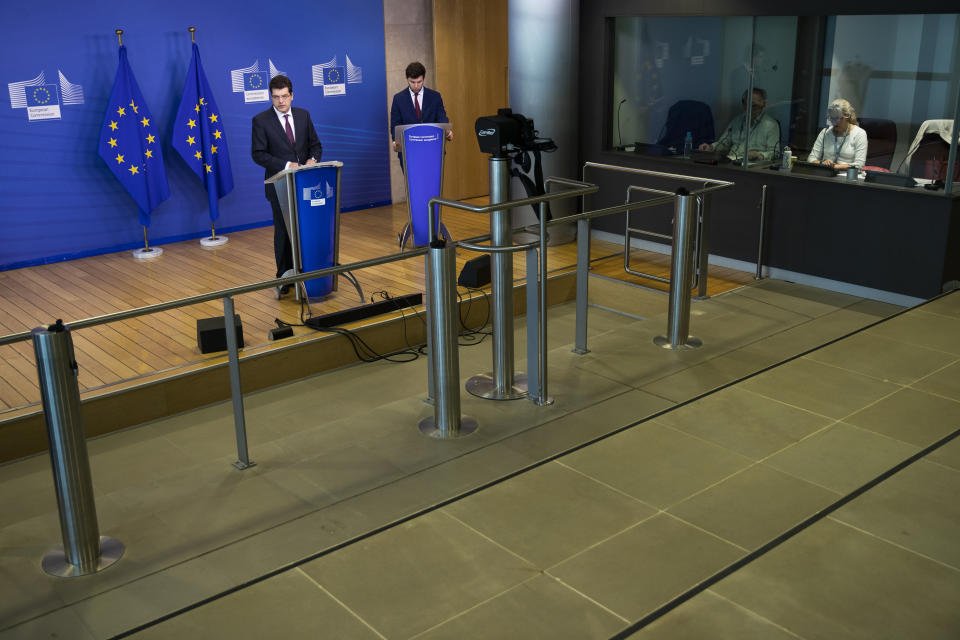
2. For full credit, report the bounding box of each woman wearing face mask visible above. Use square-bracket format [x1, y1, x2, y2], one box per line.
[808, 98, 868, 171]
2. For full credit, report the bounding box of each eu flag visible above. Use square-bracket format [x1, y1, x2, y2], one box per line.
[172, 43, 234, 222]
[97, 46, 170, 227]
[244, 72, 267, 91]
[324, 67, 346, 85]
[26, 84, 59, 107]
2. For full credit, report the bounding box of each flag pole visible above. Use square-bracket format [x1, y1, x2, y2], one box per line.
[194, 26, 228, 248]
[133, 224, 163, 259]
[116, 29, 161, 261]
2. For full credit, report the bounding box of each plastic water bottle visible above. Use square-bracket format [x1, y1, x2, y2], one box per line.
[683, 131, 693, 158]
[782, 146, 792, 171]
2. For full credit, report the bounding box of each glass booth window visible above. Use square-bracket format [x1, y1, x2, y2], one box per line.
[611, 13, 960, 191]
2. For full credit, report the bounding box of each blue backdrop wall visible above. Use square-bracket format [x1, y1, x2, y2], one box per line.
[0, 0, 390, 270]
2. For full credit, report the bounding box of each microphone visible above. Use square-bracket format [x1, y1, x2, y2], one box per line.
[617, 98, 627, 147]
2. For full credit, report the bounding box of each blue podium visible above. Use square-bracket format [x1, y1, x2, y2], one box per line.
[265, 161, 344, 300]
[397, 123, 452, 249]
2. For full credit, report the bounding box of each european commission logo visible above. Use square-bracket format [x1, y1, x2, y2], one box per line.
[302, 181, 334, 206]
[230, 58, 286, 103]
[8, 70, 84, 121]
[312, 55, 362, 97]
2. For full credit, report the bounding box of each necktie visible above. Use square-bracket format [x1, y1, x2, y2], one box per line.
[284, 114, 295, 146]
[413, 92, 421, 122]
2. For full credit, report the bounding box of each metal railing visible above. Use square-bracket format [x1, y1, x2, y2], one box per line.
[574, 163, 735, 353]
[0, 241, 485, 578]
[422, 177, 598, 429]
[3, 163, 732, 579]
[583, 162, 733, 298]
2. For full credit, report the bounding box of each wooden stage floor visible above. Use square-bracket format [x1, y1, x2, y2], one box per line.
[0, 202, 753, 415]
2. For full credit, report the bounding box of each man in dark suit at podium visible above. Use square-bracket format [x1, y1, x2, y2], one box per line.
[251, 75, 323, 293]
[390, 61, 453, 162]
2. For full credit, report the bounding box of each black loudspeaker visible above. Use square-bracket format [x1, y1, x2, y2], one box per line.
[196, 314, 244, 353]
[458, 254, 491, 288]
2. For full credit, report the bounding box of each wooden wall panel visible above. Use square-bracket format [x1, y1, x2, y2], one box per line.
[433, 0, 509, 200]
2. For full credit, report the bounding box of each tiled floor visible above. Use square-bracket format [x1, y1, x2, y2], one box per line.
[1, 279, 958, 639]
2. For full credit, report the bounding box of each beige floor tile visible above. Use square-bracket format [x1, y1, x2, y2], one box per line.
[630, 590, 801, 639]
[741, 358, 900, 419]
[732, 279, 861, 317]
[654, 386, 832, 460]
[763, 422, 919, 494]
[639, 348, 776, 403]
[866, 309, 960, 356]
[921, 291, 960, 319]
[927, 434, 960, 471]
[844, 387, 960, 448]
[668, 464, 839, 550]
[912, 360, 960, 401]
[549, 513, 744, 621]
[561, 422, 753, 508]
[444, 461, 656, 568]
[128, 569, 381, 639]
[806, 332, 956, 385]
[0, 608, 95, 640]
[413, 574, 627, 640]
[712, 518, 960, 639]
[301, 510, 537, 639]
[499, 389, 674, 461]
[831, 459, 960, 570]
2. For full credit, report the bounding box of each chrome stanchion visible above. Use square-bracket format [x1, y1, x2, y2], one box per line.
[466, 155, 527, 400]
[655, 189, 703, 350]
[573, 217, 591, 355]
[420, 238, 478, 438]
[694, 189, 712, 300]
[32, 320, 124, 577]
[223, 296, 255, 470]
[526, 202, 554, 405]
[755, 184, 767, 280]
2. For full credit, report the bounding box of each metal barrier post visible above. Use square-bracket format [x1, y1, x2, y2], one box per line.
[525, 246, 542, 402]
[32, 320, 124, 577]
[420, 240, 478, 438]
[223, 296, 255, 470]
[694, 189, 712, 300]
[466, 155, 527, 400]
[654, 189, 703, 350]
[527, 201, 554, 405]
[755, 184, 767, 280]
[573, 217, 590, 355]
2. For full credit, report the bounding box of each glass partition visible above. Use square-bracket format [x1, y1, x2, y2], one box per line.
[610, 13, 960, 193]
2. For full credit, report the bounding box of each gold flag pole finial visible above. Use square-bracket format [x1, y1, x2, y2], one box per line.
[188, 27, 196, 43]
[115, 29, 123, 46]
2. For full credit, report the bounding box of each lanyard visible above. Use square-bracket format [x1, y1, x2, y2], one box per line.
[832, 130, 848, 162]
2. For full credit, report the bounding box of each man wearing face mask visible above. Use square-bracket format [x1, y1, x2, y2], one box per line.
[699, 88, 779, 162]
[808, 98, 868, 171]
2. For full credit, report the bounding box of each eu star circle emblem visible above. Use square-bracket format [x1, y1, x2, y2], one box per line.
[32, 86, 51, 105]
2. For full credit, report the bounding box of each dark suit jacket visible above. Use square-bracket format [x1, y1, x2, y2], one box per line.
[390, 87, 448, 140]
[251, 106, 323, 197]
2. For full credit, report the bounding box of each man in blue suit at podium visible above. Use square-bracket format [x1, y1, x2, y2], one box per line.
[251, 75, 323, 294]
[390, 61, 453, 162]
